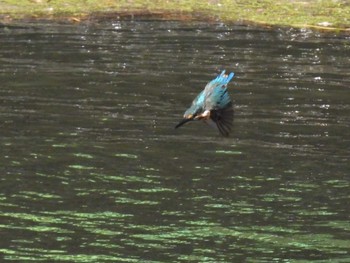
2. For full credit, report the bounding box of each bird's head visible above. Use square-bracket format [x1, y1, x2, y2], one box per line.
[174, 113, 195, 129]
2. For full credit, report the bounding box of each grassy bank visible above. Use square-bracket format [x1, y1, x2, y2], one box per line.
[1, 0, 349, 31]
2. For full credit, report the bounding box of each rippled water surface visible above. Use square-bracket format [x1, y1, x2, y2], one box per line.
[0, 20, 349, 262]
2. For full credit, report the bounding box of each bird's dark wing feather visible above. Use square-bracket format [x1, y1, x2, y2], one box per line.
[210, 102, 234, 137]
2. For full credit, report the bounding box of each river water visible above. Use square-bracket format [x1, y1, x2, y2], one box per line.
[0, 20, 349, 262]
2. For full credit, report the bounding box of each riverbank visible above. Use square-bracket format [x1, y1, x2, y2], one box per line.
[1, 0, 349, 32]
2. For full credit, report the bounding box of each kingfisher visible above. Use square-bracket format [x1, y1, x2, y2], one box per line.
[175, 70, 235, 137]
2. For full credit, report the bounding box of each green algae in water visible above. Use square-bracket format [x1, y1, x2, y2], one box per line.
[114, 153, 138, 159]
[73, 153, 94, 159]
[68, 164, 95, 170]
[215, 150, 242, 155]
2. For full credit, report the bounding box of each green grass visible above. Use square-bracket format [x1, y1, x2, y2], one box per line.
[1, 0, 350, 31]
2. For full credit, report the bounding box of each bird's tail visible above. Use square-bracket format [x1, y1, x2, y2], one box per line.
[213, 70, 235, 86]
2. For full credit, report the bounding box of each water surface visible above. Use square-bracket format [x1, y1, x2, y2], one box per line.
[0, 20, 349, 262]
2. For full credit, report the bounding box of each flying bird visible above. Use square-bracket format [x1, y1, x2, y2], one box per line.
[175, 70, 235, 136]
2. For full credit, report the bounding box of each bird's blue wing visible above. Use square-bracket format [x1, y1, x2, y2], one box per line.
[208, 87, 232, 109]
[204, 71, 235, 136]
[204, 70, 235, 110]
[204, 70, 234, 93]
[179, 70, 235, 136]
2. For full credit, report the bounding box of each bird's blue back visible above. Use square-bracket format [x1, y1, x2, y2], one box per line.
[203, 70, 234, 110]
[184, 90, 205, 117]
[184, 70, 234, 117]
